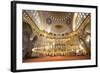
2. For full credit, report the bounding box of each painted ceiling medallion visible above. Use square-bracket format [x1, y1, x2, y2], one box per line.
[55, 25, 63, 29]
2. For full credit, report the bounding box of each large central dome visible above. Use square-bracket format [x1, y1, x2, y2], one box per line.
[25, 10, 74, 34]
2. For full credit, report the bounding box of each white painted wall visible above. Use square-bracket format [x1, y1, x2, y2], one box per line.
[0, 0, 99, 73]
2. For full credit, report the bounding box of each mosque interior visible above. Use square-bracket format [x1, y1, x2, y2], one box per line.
[22, 10, 91, 62]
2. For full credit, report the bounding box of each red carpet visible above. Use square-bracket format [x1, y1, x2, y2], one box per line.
[23, 55, 90, 63]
